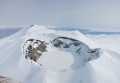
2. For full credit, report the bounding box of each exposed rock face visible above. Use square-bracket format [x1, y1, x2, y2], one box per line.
[36, 43, 46, 52]
[74, 42, 80, 46]
[54, 40, 63, 47]
[23, 39, 47, 61]
[22, 37, 100, 62]
[63, 44, 70, 48]
[53, 37, 100, 62]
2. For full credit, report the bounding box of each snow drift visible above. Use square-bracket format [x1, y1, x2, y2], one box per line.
[0, 25, 120, 83]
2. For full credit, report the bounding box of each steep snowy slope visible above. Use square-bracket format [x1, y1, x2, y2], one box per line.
[0, 25, 120, 83]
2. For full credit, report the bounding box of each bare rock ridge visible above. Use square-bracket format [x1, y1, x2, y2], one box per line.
[22, 39, 47, 61]
[22, 36, 100, 63]
[53, 37, 100, 62]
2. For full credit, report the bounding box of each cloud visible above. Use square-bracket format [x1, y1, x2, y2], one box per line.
[0, 0, 120, 30]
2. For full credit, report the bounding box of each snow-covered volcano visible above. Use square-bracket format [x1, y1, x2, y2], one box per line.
[0, 25, 120, 83]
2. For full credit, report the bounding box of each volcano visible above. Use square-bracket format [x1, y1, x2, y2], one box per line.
[0, 25, 120, 83]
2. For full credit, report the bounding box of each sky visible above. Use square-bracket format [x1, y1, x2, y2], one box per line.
[0, 0, 120, 31]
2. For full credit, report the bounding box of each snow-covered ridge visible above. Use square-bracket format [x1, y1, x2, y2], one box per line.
[0, 25, 120, 83]
[53, 37, 100, 60]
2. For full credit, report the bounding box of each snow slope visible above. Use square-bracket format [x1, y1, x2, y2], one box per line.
[87, 34, 120, 54]
[0, 25, 120, 83]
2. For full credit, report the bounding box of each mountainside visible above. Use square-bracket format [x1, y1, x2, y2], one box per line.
[0, 25, 120, 83]
[87, 34, 120, 54]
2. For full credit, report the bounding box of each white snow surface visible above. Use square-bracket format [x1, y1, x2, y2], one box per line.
[38, 51, 74, 71]
[0, 25, 120, 83]
[87, 34, 120, 54]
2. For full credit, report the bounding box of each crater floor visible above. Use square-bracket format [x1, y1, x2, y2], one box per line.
[37, 51, 83, 71]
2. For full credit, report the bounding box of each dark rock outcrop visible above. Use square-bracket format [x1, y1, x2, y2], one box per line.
[23, 39, 47, 61]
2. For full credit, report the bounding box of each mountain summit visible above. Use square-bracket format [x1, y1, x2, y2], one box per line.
[0, 25, 120, 83]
